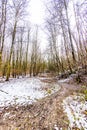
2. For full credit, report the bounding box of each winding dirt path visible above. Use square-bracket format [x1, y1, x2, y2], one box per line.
[0, 77, 85, 130]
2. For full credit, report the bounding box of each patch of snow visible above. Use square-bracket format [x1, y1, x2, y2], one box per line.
[0, 78, 45, 107]
[3, 112, 11, 119]
[58, 77, 72, 83]
[63, 95, 87, 129]
[3, 112, 16, 121]
[54, 125, 59, 130]
[0, 77, 61, 108]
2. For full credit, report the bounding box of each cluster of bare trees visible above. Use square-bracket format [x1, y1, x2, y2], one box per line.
[0, 0, 46, 81]
[46, 0, 87, 74]
[0, 0, 86, 80]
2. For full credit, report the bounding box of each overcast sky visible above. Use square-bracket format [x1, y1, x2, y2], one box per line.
[27, 0, 84, 51]
[29, 0, 45, 25]
[28, 0, 48, 51]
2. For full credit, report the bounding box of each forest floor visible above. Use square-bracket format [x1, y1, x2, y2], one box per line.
[0, 73, 87, 130]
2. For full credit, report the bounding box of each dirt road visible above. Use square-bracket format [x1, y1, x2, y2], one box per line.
[0, 76, 86, 130]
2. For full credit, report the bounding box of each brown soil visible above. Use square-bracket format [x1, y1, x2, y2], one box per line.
[0, 75, 87, 130]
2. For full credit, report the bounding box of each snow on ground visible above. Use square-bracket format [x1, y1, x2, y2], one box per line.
[0, 77, 45, 107]
[63, 94, 87, 129]
[58, 77, 72, 83]
[0, 77, 60, 108]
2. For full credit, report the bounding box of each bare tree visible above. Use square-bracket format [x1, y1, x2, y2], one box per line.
[25, 27, 31, 75]
[6, 0, 29, 81]
[0, 0, 7, 75]
[30, 26, 41, 76]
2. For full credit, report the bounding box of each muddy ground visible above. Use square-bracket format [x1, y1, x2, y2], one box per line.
[0, 74, 87, 130]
